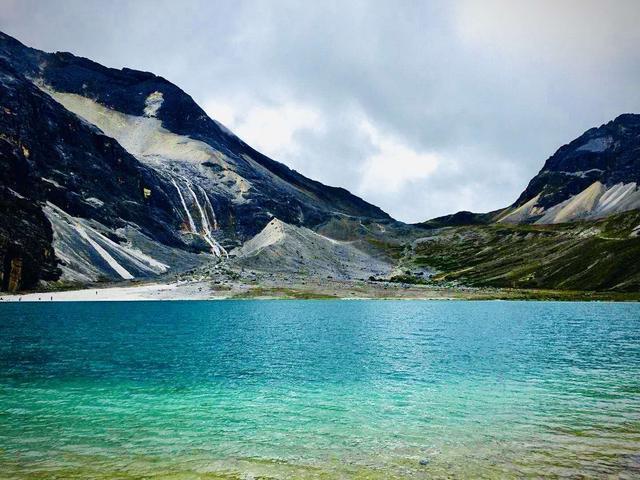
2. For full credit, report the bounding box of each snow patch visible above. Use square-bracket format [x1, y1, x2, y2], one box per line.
[84, 197, 104, 208]
[42, 177, 63, 188]
[8, 188, 25, 199]
[558, 168, 603, 178]
[576, 136, 613, 153]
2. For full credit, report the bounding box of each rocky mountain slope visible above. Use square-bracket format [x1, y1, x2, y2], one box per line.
[406, 210, 640, 292]
[0, 32, 391, 291]
[498, 114, 640, 224]
[417, 114, 640, 229]
[2, 29, 638, 295]
[409, 115, 640, 292]
[231, 218, 392, 280]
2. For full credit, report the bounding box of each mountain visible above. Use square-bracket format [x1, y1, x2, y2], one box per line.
[405, 210, 640, 292]
[2, 30, 638, 296]
[498, 114, 640, 224]
[0, 31, 390, 291]
[0, 55, 187, 289]
[407, 116, 640, 292]
[416, 114, 640, 229]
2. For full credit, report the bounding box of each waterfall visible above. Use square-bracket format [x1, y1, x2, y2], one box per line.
[171, 179, 197, 233]
[185, 182, 210, 234]
[198, 185, 219, 231]
[181, 178, 228, 258]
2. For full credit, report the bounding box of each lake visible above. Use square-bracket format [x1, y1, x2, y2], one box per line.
[1, 300, 639, 478]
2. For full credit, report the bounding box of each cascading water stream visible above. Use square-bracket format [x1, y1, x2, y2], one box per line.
[179, 177, 227, 258]
[171, 179, 197, 233]
[185, 183, 210, 234]
[199, 185, 219, 231]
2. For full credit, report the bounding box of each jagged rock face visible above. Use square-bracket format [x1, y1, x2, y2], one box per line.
[0, 31, 390, 290]
[0, 69, 59, 291]
[500, 114, 640, 224]
[0, 58, 195, 288]
[0, 31, 389, 235]
[0, 190, 59, 292]
[1, 60, 184, 241]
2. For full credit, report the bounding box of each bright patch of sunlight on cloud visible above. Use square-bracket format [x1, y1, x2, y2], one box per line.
[203, 99, 439, 211]
[358, 119, 439, 194]
[204, 99, 323, 159]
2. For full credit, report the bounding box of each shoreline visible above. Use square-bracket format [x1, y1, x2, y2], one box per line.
[2, 279, 639, 303]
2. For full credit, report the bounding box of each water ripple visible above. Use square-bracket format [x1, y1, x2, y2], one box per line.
[0, 300, 639, 478]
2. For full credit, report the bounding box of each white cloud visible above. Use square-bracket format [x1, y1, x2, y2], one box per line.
[203, 98, 323, 167]
[4, 0, 640, 222]
[357, 118, 439, 194]
[203, 98, 440, 209]
[455, 0, 640, 68]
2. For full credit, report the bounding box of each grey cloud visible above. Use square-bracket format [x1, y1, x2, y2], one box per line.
[1, 0, 639, 221]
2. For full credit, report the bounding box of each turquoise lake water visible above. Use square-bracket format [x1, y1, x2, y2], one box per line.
[0, 300, 639, 479]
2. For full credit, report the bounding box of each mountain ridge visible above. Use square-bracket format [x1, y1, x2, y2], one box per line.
[0, 31, 390, 225]
[0, 31, 392, 291]
[1, 30, 639, 295]
[417, 113, 640, 228]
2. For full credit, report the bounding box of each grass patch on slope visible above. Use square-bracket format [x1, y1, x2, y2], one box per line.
[406, 211, 640, 292]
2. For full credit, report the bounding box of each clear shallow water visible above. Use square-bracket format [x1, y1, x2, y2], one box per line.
[0, 300, 639, 479]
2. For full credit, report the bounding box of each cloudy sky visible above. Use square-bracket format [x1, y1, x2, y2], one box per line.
[2, 0, 640, 222]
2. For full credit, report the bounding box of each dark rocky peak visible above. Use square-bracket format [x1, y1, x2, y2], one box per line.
[417, 113, 640, 227]
[0, 30, 389, 224]
[0, 31, 235, 151]
[513, 113, 640, 210]
[0, 31, 392, 291]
